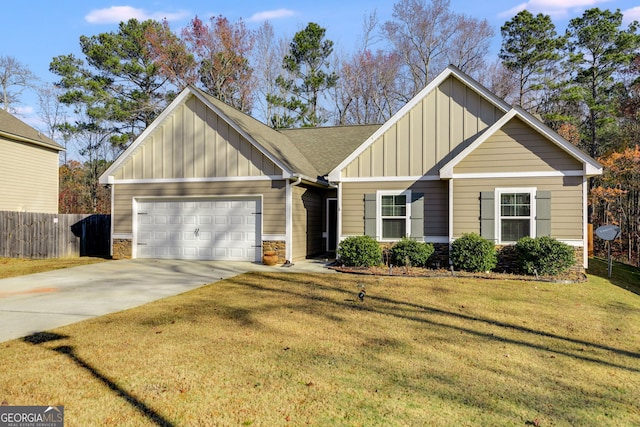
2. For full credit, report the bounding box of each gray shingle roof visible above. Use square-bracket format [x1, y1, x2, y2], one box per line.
[193, 87, 380, 180]
[0, 108, 63, 151]
[280, 124, 380, 176]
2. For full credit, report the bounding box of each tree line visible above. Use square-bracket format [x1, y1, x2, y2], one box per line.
[2, 0, 640, 264]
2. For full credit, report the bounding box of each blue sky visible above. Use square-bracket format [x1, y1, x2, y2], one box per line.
[3, 0, 640, 128]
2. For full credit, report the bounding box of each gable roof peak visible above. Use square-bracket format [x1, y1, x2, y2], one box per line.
[327, 65, 512, 181]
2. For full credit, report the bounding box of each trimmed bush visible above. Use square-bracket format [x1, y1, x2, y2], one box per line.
[389, 237, 434, 267]
[338, 235, 382, 267]
[515, 236, 575, 275]
[450, 233, 497, 272]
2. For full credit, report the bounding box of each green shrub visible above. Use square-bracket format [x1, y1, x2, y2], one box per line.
[338, 235, 382, 267]
[515, 236, 575, 275]
[389, 237, 434, 267]
[450, 233, 497, 272]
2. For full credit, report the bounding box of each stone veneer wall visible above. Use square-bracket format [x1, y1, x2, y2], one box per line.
[496, 245, 585, 274]
[429, 243, 450, 269]
[113, 238, 288, 263]
[112, 239, 132, 260]
[378, 241, 450, 269]
[262, 240, 286, 263]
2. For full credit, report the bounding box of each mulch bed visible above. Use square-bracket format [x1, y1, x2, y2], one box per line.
[330, 265, 587, 283]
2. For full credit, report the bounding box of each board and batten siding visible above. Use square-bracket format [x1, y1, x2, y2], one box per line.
[343, 75, 504, 178]
[452, 176, 583, 240]
[112, 181, 286, 236]
[341, 181, 448, 238]
[0, 137, 59, 213]
[454, 118, 584, 174]
[113, 95, 281, 180]
[291, 185, 324, 261]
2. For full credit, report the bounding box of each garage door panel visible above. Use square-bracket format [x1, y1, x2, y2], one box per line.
[137, 197, 260, 261]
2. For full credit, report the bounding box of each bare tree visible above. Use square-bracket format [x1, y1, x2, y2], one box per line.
[383, 0, 495, 100]
[0, 55, 38, 113]
[443, 15, 494, 77]
[252, 21, 290, 124]
[383, 0, 454, 100]
[333, 12, 403, 125]
[479, 60, 518, 104]
[181, 15, 256, 112]
[37, 83, 70, 163]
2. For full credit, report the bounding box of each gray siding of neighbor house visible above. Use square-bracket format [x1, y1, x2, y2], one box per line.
[112, 181, 287, 236]
[292, 185, 324, 261]
[454, 118, 584, 174]
[343, 75, 504, 178]
[113, 95, 281, 180]
[0, 136, 59, 213]
[341, 180, 449, 238]
[452, 176, 583, 240]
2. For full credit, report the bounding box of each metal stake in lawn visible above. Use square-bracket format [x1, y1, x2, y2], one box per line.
[595, 224, 621, 278]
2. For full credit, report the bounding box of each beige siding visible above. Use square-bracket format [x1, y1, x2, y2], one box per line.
[344, 75, 503, 178]
[455, 118, 584, 174]
[292, 185, 324, 260]
[112, 181, 286, 235]
[0, 137, 59, 213]
[452, 176, 583, 239]
[114, 96, 280, 180]
[341, 180, 448, 237]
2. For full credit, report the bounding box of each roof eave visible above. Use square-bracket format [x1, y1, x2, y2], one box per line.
[0, 130, 65, 152]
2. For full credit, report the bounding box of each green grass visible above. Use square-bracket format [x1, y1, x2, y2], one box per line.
[587, 256, 640, 295]
[0, 257, 107, 279]
[1, 271, 639, 426]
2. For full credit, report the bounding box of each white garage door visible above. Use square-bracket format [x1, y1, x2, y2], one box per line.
[136, 198, 261, 261]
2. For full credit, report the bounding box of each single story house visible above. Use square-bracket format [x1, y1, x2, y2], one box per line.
[99, 65, 602, 267]
[0, 109, 64, 213]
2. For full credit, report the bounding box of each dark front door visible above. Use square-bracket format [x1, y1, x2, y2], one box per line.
[327, 198, 338, 252]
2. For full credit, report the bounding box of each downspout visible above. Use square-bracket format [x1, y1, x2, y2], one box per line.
[285, 175, 303, 263]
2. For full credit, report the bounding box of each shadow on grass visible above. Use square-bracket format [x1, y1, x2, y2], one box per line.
[22, 332, 174, 427]
[229, 273, 640, 373]
[587, 257, 640, 296]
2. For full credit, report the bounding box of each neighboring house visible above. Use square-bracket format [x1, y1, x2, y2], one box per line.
[0, 109, 64, 213]
[99, 66, 601, 268]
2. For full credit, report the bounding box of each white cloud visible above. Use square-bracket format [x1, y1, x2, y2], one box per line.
[623, 6, 640, 25]
[85, 6, 190, 24]
[499, 0, 612, 19]
[247, 8, 296, 22]
[13, 106, 34, 116]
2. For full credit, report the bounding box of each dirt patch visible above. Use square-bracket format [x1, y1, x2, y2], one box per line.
[330, 265, 587, 283]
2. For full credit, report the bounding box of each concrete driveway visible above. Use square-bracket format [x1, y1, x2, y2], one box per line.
[0, 258, 334, 343]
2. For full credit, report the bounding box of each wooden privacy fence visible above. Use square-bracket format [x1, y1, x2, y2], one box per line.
[0, 211, 111, 259]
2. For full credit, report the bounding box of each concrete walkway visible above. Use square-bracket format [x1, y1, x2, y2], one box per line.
[0, 258, 335, 343]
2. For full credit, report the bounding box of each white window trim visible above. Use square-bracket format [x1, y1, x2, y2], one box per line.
[376, 190, 412, 241]
[495, 187, 537, 244]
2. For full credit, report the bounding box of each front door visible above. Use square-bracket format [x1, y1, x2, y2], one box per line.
[327, 198, 337, 252]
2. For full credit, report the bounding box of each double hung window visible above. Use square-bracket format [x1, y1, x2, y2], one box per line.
[379, 192, 410, 240]
[498, 189, 535, 242]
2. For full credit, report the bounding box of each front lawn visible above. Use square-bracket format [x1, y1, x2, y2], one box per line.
[1, 272, 638, 426]
[0, 257, 107, 279]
